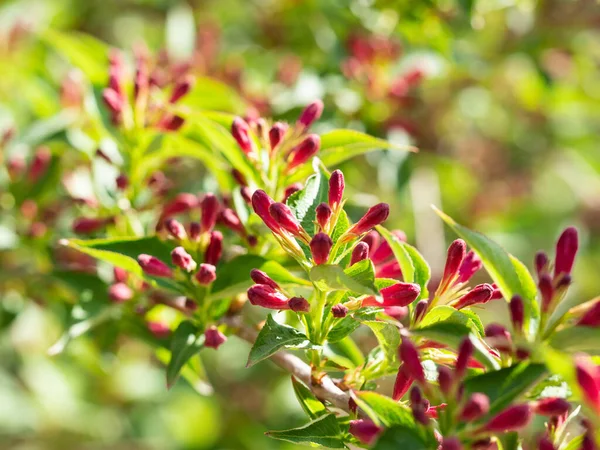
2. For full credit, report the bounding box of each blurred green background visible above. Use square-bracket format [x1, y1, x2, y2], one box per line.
[1, 0, 599, 448]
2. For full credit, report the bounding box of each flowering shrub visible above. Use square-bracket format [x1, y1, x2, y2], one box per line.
[2, 29, 600, 450]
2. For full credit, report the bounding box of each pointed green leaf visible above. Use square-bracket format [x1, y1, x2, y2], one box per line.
[287, 159, 329, 236]
[355, 391, 415, 428]
[166, 321, 205, 388]
[266, 414, 345, 448]
[310, 264, 377, 296]
[291, 376, 327, 419]
[364, 321, 401, 364]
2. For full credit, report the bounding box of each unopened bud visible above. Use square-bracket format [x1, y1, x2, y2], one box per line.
[485, 404, 532, 432]
[195, 263, 217, 285]
[169, 75, 194, 103]
[555, 227, 578, 278]
[399, 338, 425, 384]
[162, 193, 198, 218]
[350, 242, 369, 265]
[269, 122, 287, 151]
[102, 88, 124, 118]
[252, 190, 280, 232]
[219, 208, 245, 235]
[331, 303, 348, 318]
[147, 321, 171, 339]
[348, 203, 390, 235]
[379, 282, 421, 307]
[289, 296, 310, 313]
[138, 254, 172, 278]
[204, 326, 227, 349]
[539, 274, 554, 312]
[297, 100, 324, 129]
[247, 284, 290, 309]
[171, 246, 197, 272]
[28, 147, 52, 182]
[457, 251, 482, 284]
[485, 323, 512, 353]
[578, 301, 600, 327]
[315, 202, 332, 230]
[575, 356, 600, 414]
[114, 267, 128, 283]
[287, 134, 320, 171]
[159, 115, 185, 131]
[441, 437, 463, 450]
[535, 251, 549, 277]
[108, 282, 133, 303]
[283, 183, 302, 202]
[533, 397, 570, 417]
[441, 240, 467, 290]
[454, 284, 494, 309]
[348, 419, 382, 446]
[413, 300, 428, 324]
[72, 217, 108, 234]
[437, 365, 453, 396]
[165, 218, 187, 240]
[269, 202, 302, 236]
[205, 231, 223, 265]
[328, 170, 345, 209]
[241, 186, 253, 204]
[310, 232, 333, 265]
[459, 393, 490, 421]
[456, 337, 474, 380]
[231, 169, 247, 186]
[201, 193, 219, 233]
[116, 173, 129, 190]
[250, 269, 279, 290]
[510, 295, 524, 332]
[361, 230, 380, 251]
[393, 366, 414, 400]
[231, 117, 254, 155]
[189, 222, 201, 242]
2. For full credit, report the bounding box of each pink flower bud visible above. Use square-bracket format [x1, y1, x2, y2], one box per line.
[171, 246, 197, 272]
[539, 274, 554, 312]
[165, 218, 187, 240]
[218, 209, 244, 235]
[189, 222, 201, 242]
[575, 356, 600, 414]
[393, 366, 414, 400]
[535, 251, 549, 277]
[201, 193, 219, 234]
[331, 303, 348, 318]
[269, 122, 287, 151]
[269, 202, 302, 236]
[204, 326, 227, 349]
[376, 260, 402, 279]
[485, 404, 532, 432]
[510, 295, 524, 332]
[289, 296, 310, 313]
[328, 170, 345, 209]
[555, 227, 578, 278]
[247, 284, 290, 310]
[351, 242, 369, 266]
[283, 183, 302, 202]
[361, 230, 380, 251]
[315, 202, 332, 230]
[437, 365, 453, 396]
[485, 323, 512, 353]
[162, 193, 198, 218]
[379, 282, 421, 307]
[114, 267, 128, 283]
[533, 398, 570, 417]
[250, 269, 279, 290]
[413, 300, 428, 324]
[441, 437, 463, 450]
[399, 338, 425, 384]
[231, 117, 254, 155]
[310, 232, 332, 265]
[578, 301, 600, 327]
[348, 203, 390, 235]
[252, 190, 280, 232]
[72, 217, 108, 234]
[297, 99, 324, 129]
[205, 231, 223, 265]
[195, 263, 217, 285]
[287, 134, 320, 171]
[457, 251, 482, 284]
[147, 321, 171, 339]
[459, 393, 490, 421]
[169, 75, 194, 103]
[102, 88, 124, 118]
[348, 419, 382, 446]
[441, 240, 467, 290]
[28, 147, 51, 182]
[138, 254, 172, 278]
[455, 337, 474, 380]
[454, 284, 494, 309]
[108, 282, 133, 303]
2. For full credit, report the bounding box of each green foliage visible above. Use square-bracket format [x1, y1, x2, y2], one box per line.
[266, 414, 346, 448]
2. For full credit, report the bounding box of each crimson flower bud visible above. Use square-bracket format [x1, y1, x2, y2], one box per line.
[361, 230, 380, 251]
[28, 147, 51, 182]
[204, 326, 227, 349]
[437, 365, 453, 396]
[348, 203, 390, 235]
[535, 251, 549, 277]
[348, 419, 382, 446]
[575, 356, 600, 414]
[201, 193, 219, 233]
[399, 338, 425, 384]
[116, 173, 128, 190]
[189, 222, 201, 242]
[370, 240, 393, 265]
[289, 297, 310, 313]
[485, 323, 512, 353]
[72, 217, 108, 234]
[454, 284, 494, 309]
[331, 303, 348, 318]
[554, 227, 578, 278]
[510, 295, 524, 332]
[283, 183, 302, 202]
[393, 366, 414, 400]
[413, 299, 428, 324]
[287, 134, 320, 171]
[315, 202, 332, 230]
[485, 404, 532, 432]
[240, 186, 253, 204]
[220, 208, 245, 235]
[269, 122, 287, 151]
[441, 240, 467, 290]
[269, 202, 302, 236]
[297, 99, 324, 129]
[159, 115, 185, 131]
[376, 260, 402, 278]
[252, 190, 280, 232]
[165, 218, 187, 240]
[578, 301, 600, 327]
[380, 282, 420, 307]
[108, 282, 133, 303]
[205, 231, 223, 265]
[231, 169, 247, 186]
[138, 254, 172, 278]
[351, 242, 369, 266]
[459, 393, 490, 421]
[169, 75, 194, 103]
[102, 88, 123, 118]
[195, 263, 217, 285]
[537, 437, 555, 450]
[455, 337, 474, 380]
[533, 398, 570, 417]
[171, 246, 197, 272]
[250, 269, 279, 290]
[457, 251, 482, 284]
[310, 232, 333, 265]
[147, 321, 170, 339]
[247, 284, 290, 310]
[441, 437, 463, 450]
[162, 193, 198, 218]
[328, 170, 345, 209]
[539, 274, 554, 312]
[231, 117, 254, 155]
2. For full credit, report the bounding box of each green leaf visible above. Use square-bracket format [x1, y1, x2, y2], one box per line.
[180, 77, 247, 113]
[291, 376, 327, 419]
[166, 321, 205, 388]
[354, 391, 415, 428]
[400, 243, 431, 299]
[247, 315, 314, 367]
[434, 208, 539, 336]
[419, 305, 484, 337]
[266, 414, 345, 448]
[326, 336, 365, 368]
[344, 258, 376, 289]
[287, 159, 329, 236]
[463, 362, 546, 416]
[374, 425, 436, 450]
[310, 264, 377, 296]
[376, 226, 415, 283]
[549, 327, 600, 355]
[363, 321, 401, 364]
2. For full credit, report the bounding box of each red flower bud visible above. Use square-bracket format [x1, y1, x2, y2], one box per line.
[361, 230, 380, 252]
[204, 326, 227, 349]
[485, 404, 532, 432]
[283, 183, 302, 202]
[138, 254, 172, 278]
[393, 366, 414, 400]
[114, 267, 128, 283]
[440, 240, 467, 290]
[231, 117, 254, 155]
[287, 134, 320, 171]
[437, 365, 453, 396]
[581, 432, 598, 450]
[72, 217, 107, 235]
[102, 88, 124, 118]
[455, 337, 474, 379]
[413, 299, 428, 324]
[289, 296, 310, 313]
[351, 242, 370, 266]
[252, 190, 280, 232]
[310, 232, 333, 265]
[485, 323, 512, 353]
[159, 115, 185, 131]
[247, 284, 290, 310]
[535, 251, 549, 277]
[575, 356, 600, 414]
[250, 269, 279, 290]
[297, 100, 324, 129]
[376, 260, 402, 279]
[201, 193, 219, 234]
[379, 282, 421, 307]
[555, 227, 578, 278]
[219, 208, 245, 235]
[171, 246, 197, 272]
[189, 222, 201, 242]
[370, 230, 406, 264]
[116, 173, 128, 190]
[578, 301, 600, 327]
[108, 282, 133, 303]
[169, 75, 194, 103]
[195, 263, 217, 285]
[331, 303, 348, 318]
[348, 203, 390, 235]
[348, 419, 382, 446]
[454, 284, 494, 309]
[441, 437, 463, 450]
[537, 437, 555, 450]
[270, 202, 302, 236]
[241, 186, 253, 204]
[147, 321, 171, 339]
[315, 202, 332, 230]
[539, 274, 554, 312]
[328, 170, 345, 209]
[533, 397, 570, 417]
[269, 122, 287, 151]
[510, 295, 524, 332]
[399, 338, 425, 384]
[459, 393, 490, 421]
[28, 147, 51, 182]
[457, 251, 482, 284]
[165, 218, 187, 240]
[162, 193, 198, 218]
[205, 231, 223, 265]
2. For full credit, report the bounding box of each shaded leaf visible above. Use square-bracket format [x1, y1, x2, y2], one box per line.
[292, 376, 327, 420]
[266, 414, 345, 448]
[166, 321, 205, 388]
